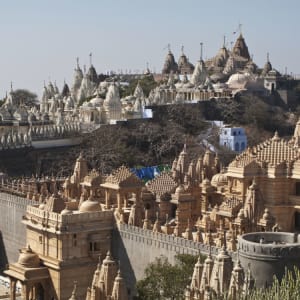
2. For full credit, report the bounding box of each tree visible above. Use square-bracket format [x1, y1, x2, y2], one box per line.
[135, 254, 201, 300]
[11, 89, 38, 107]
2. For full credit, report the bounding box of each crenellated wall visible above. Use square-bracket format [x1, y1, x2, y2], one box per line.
[112, 223, 236, 297]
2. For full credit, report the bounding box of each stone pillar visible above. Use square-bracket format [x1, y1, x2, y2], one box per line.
[105, 189, 110, 209]
[117, 191, 122, 212]
[22, 284, 30, 300]
[123, 193, 128, 208]
[9, 278, 16, 300]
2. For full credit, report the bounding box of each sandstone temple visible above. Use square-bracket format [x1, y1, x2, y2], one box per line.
[2, 117, 300, 299]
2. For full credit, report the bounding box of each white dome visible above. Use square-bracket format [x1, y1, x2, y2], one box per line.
[90, 96, 104, 107]
[226, 72, 252, 89]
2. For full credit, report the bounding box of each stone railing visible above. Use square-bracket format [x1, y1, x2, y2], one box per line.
[0, 192, 34, 208]
[238, 232, 300, 259]
[26, 205, 114, 232]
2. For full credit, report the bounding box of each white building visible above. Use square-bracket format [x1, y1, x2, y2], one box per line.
[219, 126, 247, 152]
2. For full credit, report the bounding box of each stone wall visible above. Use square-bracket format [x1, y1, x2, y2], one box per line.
[0, 192, 33, 262]
[238, 232, 300, 288]
[112, 223, 234, 297]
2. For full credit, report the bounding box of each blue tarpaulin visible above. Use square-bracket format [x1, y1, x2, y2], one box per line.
[131, 165, 170, 182]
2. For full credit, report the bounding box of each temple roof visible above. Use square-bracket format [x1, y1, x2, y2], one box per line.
[146, 171, 177, 197]
[229, 132, 299, 169]
[232, 33, 250, 60]
[162, 50, 178, 74]
[102, 166, 144, 189]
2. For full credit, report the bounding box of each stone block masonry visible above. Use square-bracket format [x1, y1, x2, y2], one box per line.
[0, 192, 34, 262]
[112, 223, 236, 296]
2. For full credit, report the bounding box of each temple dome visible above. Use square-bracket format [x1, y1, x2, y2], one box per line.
[226, 72, 257, 90]
[79, 196, 101, 213]
[175, 184, 185, 194]
[211, 172, 228, 187]
[17, 245, 40, 268]
[90, 92, 104, 107]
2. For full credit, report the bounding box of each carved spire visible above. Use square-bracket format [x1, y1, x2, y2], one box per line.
[190, 253, 203, 291]
[69, 281, 78, 300]
[111, 269, 128, 300]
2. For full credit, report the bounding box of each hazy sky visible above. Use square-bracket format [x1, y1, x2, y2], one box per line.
[0, 0, 299, 98]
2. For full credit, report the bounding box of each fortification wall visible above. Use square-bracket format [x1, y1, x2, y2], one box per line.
[112, 223, 234, 297]
[0, 192, 33, 262]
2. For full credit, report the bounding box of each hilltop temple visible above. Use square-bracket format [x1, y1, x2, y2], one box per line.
[0, 31, 289, 151]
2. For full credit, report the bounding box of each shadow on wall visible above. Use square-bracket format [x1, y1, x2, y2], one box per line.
[111, 228, 136, 299]
[0, 231, 8, 275]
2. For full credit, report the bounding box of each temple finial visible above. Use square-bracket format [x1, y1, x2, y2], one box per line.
[89, 52, 92, 66]
[200, 42, 203, 60]
[238, 23, 242, 34]
[181, 45, 184, 54]
[223, 230, 227, 250]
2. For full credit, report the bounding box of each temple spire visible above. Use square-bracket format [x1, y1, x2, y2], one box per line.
[267, 52, 270, 62]
[76, 57, 79, 69]
[238, 23, 242, 35]
[89, 52, 92, 66]
[181, 45, 184, 55]
[223, 35, 226, 48]
[200, 42, 203, 61]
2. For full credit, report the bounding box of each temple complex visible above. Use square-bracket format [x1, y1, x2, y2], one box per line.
[0, 30, 291, 153]
[0, 29, 300, 299]
[3, 117, 300, 298]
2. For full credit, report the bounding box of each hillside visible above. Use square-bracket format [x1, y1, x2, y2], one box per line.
[0, 95, 297, 177]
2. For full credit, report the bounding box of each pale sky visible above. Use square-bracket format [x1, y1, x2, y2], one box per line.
[0, 0, 299, 98]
